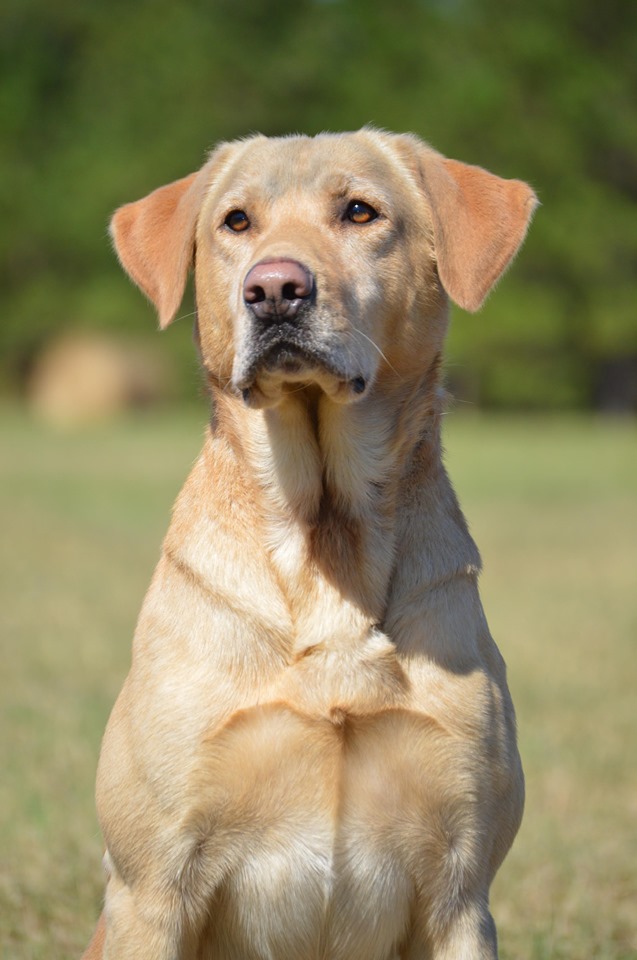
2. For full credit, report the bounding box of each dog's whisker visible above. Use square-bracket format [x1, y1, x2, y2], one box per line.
[174, 310, 198, 324]
[347, 325, 403, 381]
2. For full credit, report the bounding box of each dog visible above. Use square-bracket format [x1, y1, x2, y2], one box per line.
[81, 128, 537, 960]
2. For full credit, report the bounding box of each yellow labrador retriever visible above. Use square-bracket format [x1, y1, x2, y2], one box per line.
[82, 128, 537, 960]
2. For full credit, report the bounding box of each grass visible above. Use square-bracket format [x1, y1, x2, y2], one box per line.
[445, 416, 637, 959]
[1, 405, 635, 959]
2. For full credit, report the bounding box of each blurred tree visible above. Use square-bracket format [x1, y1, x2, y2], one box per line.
[1, 0, 635, 408]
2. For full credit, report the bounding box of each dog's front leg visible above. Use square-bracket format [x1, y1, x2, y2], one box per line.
[87, 845, 203, 960]
[80, 911, 106, 960]
[401, 899, 498, 960]
[99, 865, 199, 960]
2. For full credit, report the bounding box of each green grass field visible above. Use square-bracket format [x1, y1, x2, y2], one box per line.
[1, 407, 635, 959]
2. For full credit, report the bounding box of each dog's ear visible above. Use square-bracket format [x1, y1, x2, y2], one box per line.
[419, 151, 538, 312]
[110, 162, 215, 329]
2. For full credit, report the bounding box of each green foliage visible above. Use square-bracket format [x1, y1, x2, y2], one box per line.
[1, 0, 636, 407]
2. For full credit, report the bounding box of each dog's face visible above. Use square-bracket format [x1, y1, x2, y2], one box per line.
[110, 129, 537, 408]
[194, 132, 445, 408]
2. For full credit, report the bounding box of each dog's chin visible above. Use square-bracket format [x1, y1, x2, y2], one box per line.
[234, 344, 369, 410]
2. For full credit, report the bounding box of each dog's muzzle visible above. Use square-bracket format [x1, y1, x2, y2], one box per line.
[236, 258, 368, 406]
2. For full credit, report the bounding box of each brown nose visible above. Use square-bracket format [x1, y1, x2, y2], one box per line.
[243, 259, 314, 322]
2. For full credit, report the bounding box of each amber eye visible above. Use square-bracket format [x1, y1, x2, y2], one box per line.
[345, 200, 379, 224]
[224, 209, 250, 232]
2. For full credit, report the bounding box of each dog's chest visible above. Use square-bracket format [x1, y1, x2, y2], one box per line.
[190, 691, 466, 960]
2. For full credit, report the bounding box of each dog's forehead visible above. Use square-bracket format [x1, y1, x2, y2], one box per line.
[210, 132, 409, 202]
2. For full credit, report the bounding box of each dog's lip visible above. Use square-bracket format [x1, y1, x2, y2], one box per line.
[234, 341, 350, 390]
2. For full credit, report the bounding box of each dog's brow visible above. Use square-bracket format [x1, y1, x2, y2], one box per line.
[319, 173, 386, 198]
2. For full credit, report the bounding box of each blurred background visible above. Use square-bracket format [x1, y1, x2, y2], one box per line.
[1, 1, 635, 958]
[2, 0, 637, 415]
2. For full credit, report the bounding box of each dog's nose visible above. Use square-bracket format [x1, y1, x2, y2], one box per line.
[243, 259, 314, 322]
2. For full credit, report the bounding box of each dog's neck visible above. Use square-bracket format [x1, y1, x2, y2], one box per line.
[214, 361, 442, 514]
[207, 360, 451, 650]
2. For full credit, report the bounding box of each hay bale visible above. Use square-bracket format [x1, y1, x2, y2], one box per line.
[28, 333, 169, 425]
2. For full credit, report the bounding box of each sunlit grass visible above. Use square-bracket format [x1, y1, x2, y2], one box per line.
[1, 407, 635, 958]
[445, 415, 637, 960]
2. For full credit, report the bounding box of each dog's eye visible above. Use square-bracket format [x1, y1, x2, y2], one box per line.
[345, 200, 378, 224]
[224, 210, 250, 232]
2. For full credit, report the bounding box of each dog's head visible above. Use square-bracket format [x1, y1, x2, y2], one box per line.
[110, 129, 537, 408]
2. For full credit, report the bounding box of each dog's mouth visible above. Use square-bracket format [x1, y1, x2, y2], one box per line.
[234, 338, 368, 408]
[262, 342, 345, 380]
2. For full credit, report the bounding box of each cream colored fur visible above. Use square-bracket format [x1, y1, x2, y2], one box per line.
[82, 128, 537, 960]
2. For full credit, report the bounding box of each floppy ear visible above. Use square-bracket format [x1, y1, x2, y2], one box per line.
[419, 152, 538, 312]
[109, 164, 213, 328]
